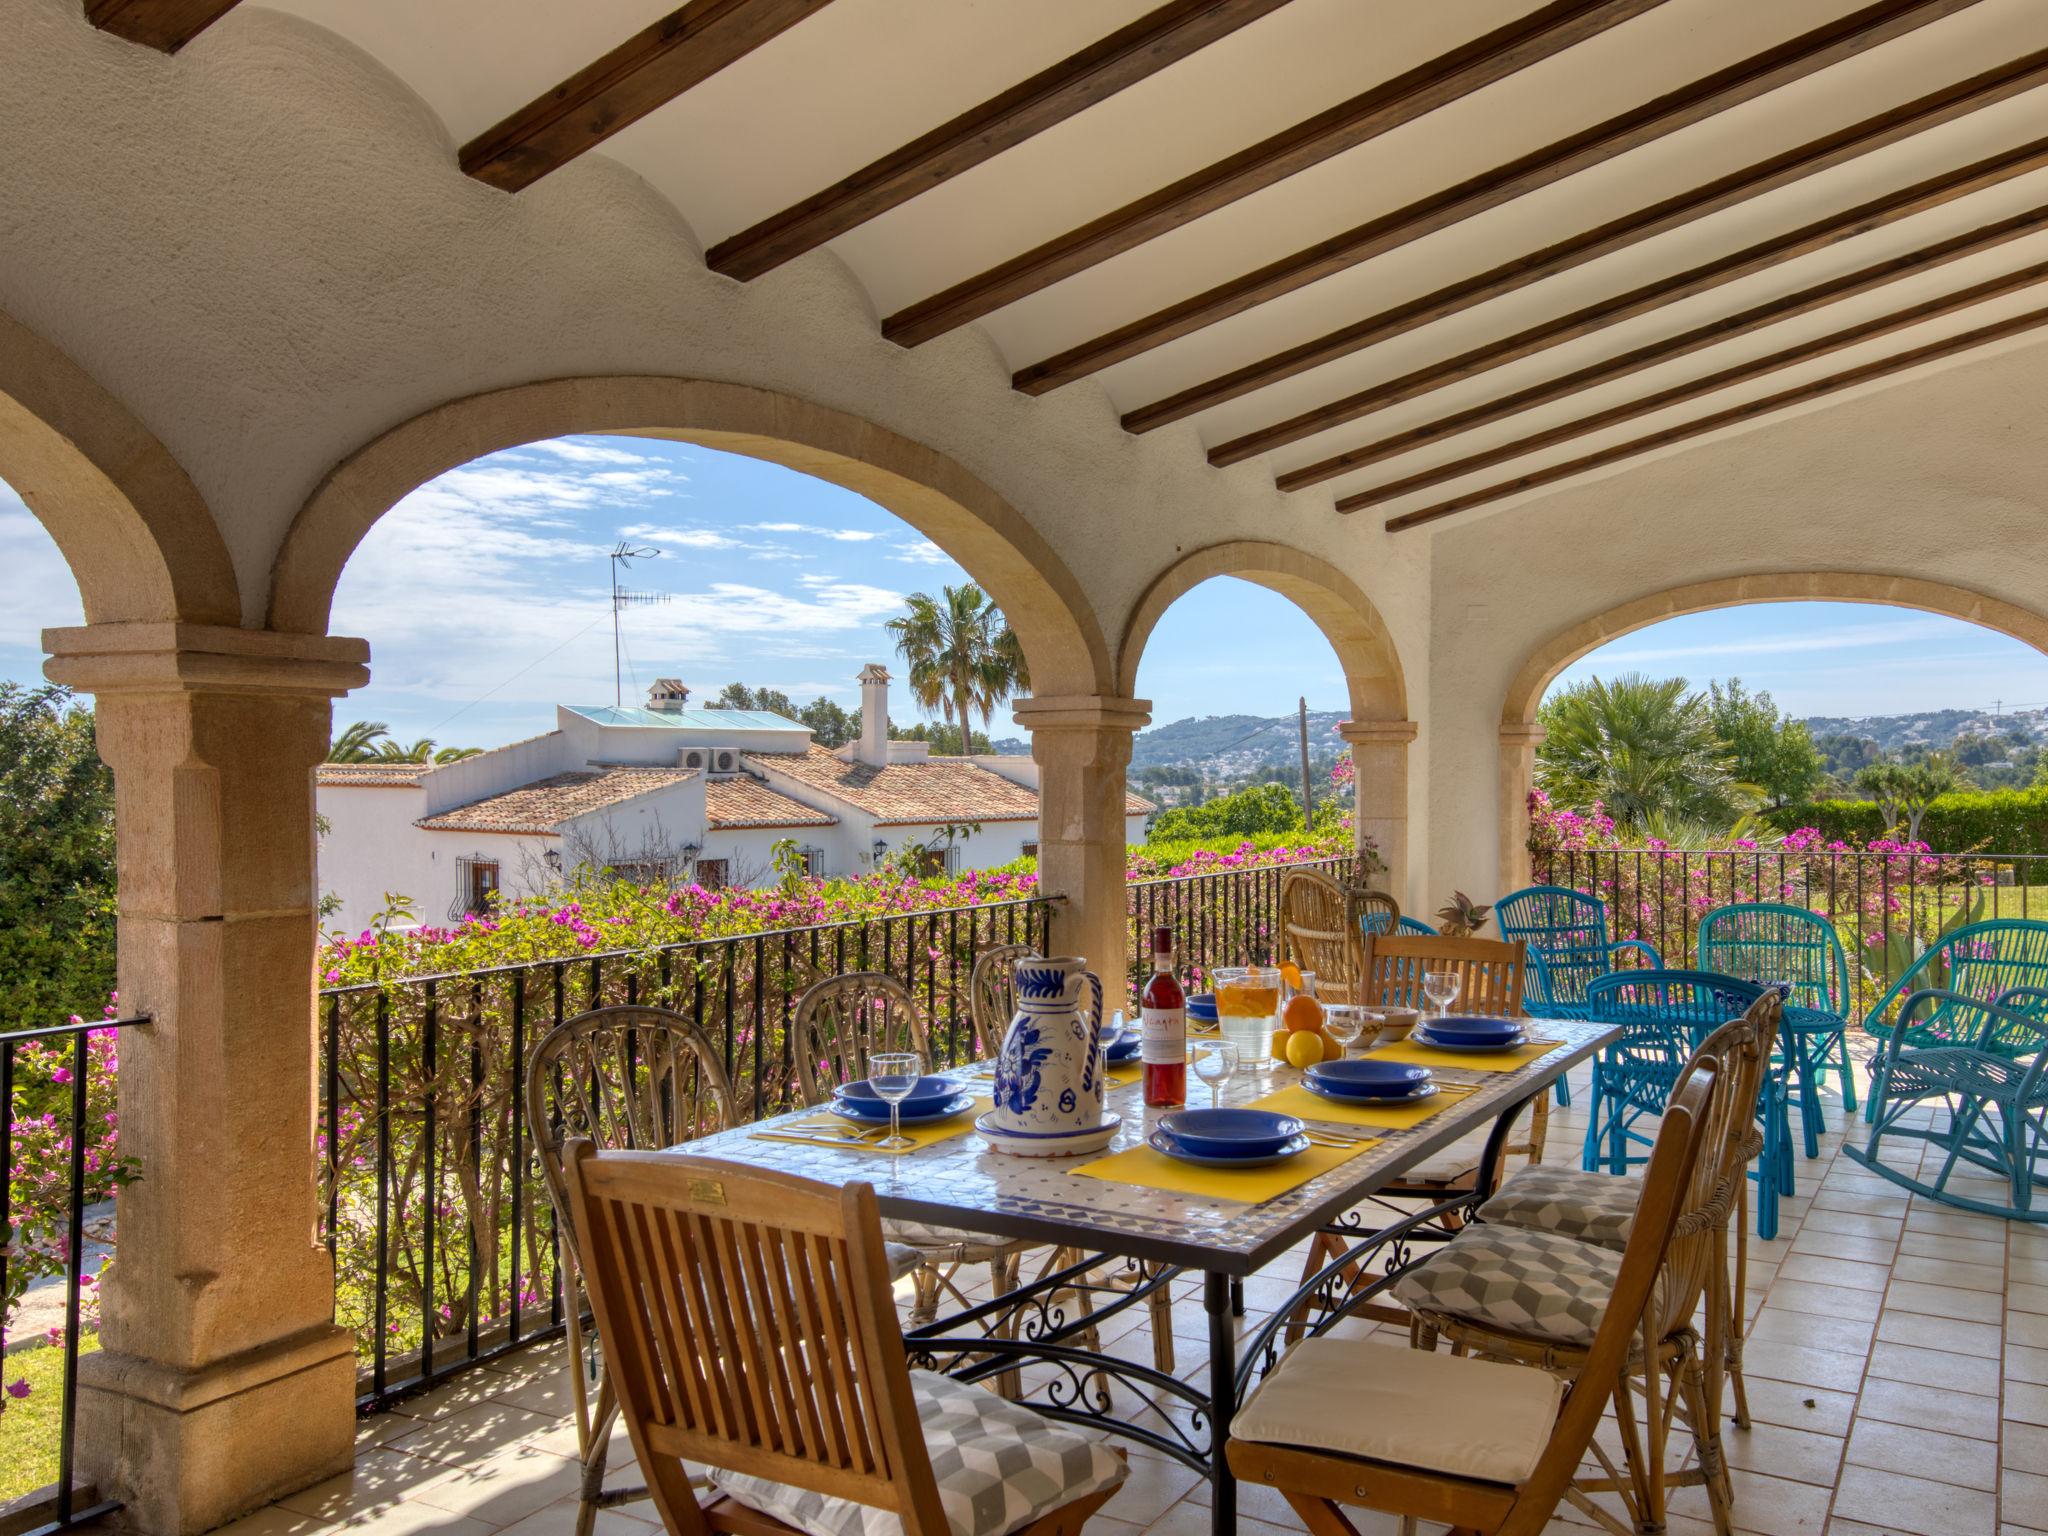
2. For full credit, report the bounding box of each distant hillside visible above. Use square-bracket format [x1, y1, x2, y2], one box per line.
[995, 710, 1351, 772]
[1801, 706, 2048, 751]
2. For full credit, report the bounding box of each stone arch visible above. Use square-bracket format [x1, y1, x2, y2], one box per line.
[1115, 539, 1407, 719]
[1495, 570, 2048, 887]
[0, 307, 239, 626]
[269, 375, 1112, 699]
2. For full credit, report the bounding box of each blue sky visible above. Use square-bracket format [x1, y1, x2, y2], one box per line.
[3, 433, 2045, 741]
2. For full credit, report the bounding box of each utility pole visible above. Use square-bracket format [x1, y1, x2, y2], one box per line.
[609, 541, 665, 708]
[1298, 697, 1314, 828]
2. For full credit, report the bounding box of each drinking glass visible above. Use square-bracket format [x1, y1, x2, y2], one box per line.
[1098, 1010, 1127, 1076]
[1282, 969, 1318, 1006]
[1215, 965, 1282, 1070]
[1421, 970, 1461, 1019]
[868, 1051, 923, 1150]
[1322, 1005, 1368, 1056]
[1191, 1039, 1239, 1107]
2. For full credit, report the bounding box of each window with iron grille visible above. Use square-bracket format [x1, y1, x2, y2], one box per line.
[1022, 842, 1039, 860]
[604, 859, 671, 887]
[454, 856, 499, 918]
[799, 846, 826, 877]
[695, 858, 729, 891]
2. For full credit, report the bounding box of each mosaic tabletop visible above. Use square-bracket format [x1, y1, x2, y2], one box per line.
[677, 1017, 1615, 1276]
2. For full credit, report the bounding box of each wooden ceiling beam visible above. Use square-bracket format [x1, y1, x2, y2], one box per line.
[1380, 297, 2048, 532]
[1278, 204, 2048, 492]
[706, 0, 1295, 281]
[1017, 0, 1979, 396]
[84, 0, 241, 52]
[1339, 256, 2048, 517]
[1209, 123, 2048, 464]
[461, 0, 834, 194]
[878, 0, 1665, 348]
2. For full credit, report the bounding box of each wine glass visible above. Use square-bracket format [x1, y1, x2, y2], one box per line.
[1322, 1005, 1367, 1057]
[1191, 1039, 1239, 1108]
[1098, 1010, 1127, 1076]
[868, 1051, 923, 1150]
[1422, 970, 1461, 1020]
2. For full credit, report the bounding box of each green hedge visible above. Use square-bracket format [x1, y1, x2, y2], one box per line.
[1764, 786, 2048, 874]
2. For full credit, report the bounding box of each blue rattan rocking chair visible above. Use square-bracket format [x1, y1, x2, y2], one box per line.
[1850, 986, 2048, 1220]
[1496, 885, 1662, 1106]
[1578, 969, 1794, 1237]
[1698, 902, 1855, 1157]
[1862, 918, 2048, 1120]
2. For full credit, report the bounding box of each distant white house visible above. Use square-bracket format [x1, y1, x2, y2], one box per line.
[316, 665, 1151, 932]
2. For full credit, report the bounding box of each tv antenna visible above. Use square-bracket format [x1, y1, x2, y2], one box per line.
[609, 542, 667, 708]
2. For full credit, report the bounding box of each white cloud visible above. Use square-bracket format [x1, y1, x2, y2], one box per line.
[891, 538, 956, 566]
[1585, 616, 1960, 667]
[527, 438, 666, 467]
[744, 522, 882, 542]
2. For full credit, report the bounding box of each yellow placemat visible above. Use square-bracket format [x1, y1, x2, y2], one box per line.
[750, 1098, 991, 1156]
[1364, 1037, 1564, 1074]
[1249, 1081, 1475, 1131]
[1106, 1060, 1143, 1087]
[1070, 1134, 1375, 1204]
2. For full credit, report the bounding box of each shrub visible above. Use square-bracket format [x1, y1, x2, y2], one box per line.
[1764, 786, 2048, 878]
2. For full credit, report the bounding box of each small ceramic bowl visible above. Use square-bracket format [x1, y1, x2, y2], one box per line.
[1374, 1006, 1421, 1040]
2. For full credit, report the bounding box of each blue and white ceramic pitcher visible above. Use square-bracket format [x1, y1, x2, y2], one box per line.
[980, 956, 1120, 1158]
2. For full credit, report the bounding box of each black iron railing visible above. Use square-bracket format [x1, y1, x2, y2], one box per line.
[1, 1013, 147, 1536]
[1532, 846, 2048, 1016]
[1128, 854, 1357, 993]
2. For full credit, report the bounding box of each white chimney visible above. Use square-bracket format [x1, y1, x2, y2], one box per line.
[648, 678, 689, 714]
[856, 663, 890, 767]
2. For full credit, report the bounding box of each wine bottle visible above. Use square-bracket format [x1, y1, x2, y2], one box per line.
[1140, 925, 1187, 1108]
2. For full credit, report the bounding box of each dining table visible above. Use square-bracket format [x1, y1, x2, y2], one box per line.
[673, 1015, 1620, 1536]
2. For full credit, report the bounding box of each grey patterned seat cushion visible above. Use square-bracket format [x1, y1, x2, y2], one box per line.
[1391, 1225, 1619, 1347]
[709, 1367, 1125, 1536]
[1478, 1165, 1638, 1250]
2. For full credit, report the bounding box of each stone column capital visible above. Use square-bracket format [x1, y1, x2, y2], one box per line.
[42, 622, 370, 699]
[1009, 694, 1151, 734]
[1498, 721, 1548, 749]
[1338, 718, 1419, 746]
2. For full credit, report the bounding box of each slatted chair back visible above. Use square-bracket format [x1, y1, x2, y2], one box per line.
[1496, 885, 1658, 1015]
[526, 1006, 738, 1247]
[1868, 919, 2048, 1052]
[564, 1146, 950, 1536]
[1347, 884, 1402, 936]
[1281, 869, 1365, 1003]
[1499, 1067, 1720, 1536]
[1358, 933, 1526, 1018]
[1580, 969, 1769, 1074]
[1698, 903, 1849, 1018]
[790, 971, 933, 1107]
[967, 944, 1037, 1059]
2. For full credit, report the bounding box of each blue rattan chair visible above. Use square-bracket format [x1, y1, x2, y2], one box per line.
[1698, 903, 1855, 1157]
[1496, 886, 1662, 1105]
[1359, 911, 1437, 939]
[1578, 969, 1793, 1237]
[1862, 918, 2048, 1119]
[1851, 987, 2048, 1220]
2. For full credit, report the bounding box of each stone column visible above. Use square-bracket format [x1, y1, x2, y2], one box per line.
[1013, 694, 1149, 1003]
[1340, 720, 1418, 909]
[1498, 722, 1548, 898]
[43, 622, 370, 1536]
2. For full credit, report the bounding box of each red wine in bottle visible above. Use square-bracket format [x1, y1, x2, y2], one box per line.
[1140, 925, 1187, 1108]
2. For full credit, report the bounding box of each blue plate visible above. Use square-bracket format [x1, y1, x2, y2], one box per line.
[1187, 993, 1219, 1023]
[1305, 1059, 1432, 1095]
[1149, 1129, 1308, 1169]
[1305, 1079, 1438, 1107]
[1156, 1108, 1303, 1158]
[834, 1076, 961, 1118]
[1412, 1026, 1528, 1054]
[829, 1092, 976, 1126]
[1419, 1016, 1524, 1046]
[1106, 1035, 1141, 1062]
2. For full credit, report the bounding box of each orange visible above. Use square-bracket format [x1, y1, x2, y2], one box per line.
[1283, 1029, 1325, 1070]
[1282, 994, 1324, 1033]
[1270, 1029, 1289, 1060]
[1279, 961, 1304, 992]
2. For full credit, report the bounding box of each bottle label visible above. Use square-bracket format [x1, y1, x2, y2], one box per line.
[1140, 1005, 1186, 1065]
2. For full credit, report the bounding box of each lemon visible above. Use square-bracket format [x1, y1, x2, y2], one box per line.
[1284, 1029, 1325, 1070]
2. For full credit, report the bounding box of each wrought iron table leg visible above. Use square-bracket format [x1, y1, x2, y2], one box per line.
[1204, 1271, 1236, 1536]
[1229, 1276, 1244, 1318]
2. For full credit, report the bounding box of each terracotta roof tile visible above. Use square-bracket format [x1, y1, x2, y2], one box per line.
[747, 746, 1149, 825]
[417, 767, 694, 834]
[318, 762, 431, 786]
[705, 778, 837, 830]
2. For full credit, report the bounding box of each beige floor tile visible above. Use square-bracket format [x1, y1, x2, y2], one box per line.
[2002, 1469, 2048, 1533]
[1890, 1254, 2008, 1293]
[1873, 1309, 2003, 1359]
[2011, 1342, 2048, 1385]
[1749, 1308, 1875, 1356]
[1670, 1466, 1831, 1535]
[2004, 1418, 2048, 1468]
[210, 1508, 341, 1536]
[1744, 1341, 1871, 1394]
[2013, 1312, 2048, 1349]
[1719, 1421, 1844, 1486]
[1883, 1280, 2003, 1326]
[1830, 1463, 1997, 1536]
[2006, 1381, 2048, 1428]
[1789, 1228, 1898, 1265]
[2012, 1282, 2048, 1316]
[383, 1401, 568, 1468]
[410, 1445, 587, 1527]
[1904, 1206, 2010, 1241]
[2012, 1257, 2048, 1286]
[1810, 1190, 1909, 1219]
[1098, 1449, 1203, 1526]
[1763, 1280, 1883, 1323]
[1864, 1339, 2001, 1395]
[277, 1449, 464, 1522]
[1844, 1415, 1998, 1491]
[335, 1502, 499, 1536]
[1898, 1229, 2002, 1265]
[1855, 1377, 2000, 1440]
[1735, 1377, 1858, 1438]
[490, 1502, 655, 1536]
[1800, 1208, 1903, 1240]
[477, 1366, 580, 1418]
[1775, 1253, 1893, 1292]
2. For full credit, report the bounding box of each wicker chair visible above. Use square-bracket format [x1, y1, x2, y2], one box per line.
[1280, 868, 1366, 1003]
[1395, 1008, 1767, 1535]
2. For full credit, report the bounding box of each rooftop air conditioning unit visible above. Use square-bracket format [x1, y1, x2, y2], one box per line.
[714, 750, 737, 773]
[681, 749, 707, 770]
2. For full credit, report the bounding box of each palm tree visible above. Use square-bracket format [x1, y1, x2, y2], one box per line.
[1536, 673, 1756, 834]
[328, 720, 390, 762]
[372, 737, 479, 764]
[886, 585, 1030, 753]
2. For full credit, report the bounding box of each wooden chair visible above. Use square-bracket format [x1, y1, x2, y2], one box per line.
[966, 944, 1178, 1375]
[564, 1145, 1127, 1536]
[1228, 1067, 1719, 1536]
[1398, 1009, 1769, 1536]
[526, 1006, 739, 1536]
[1281, 869, 1367, 1003]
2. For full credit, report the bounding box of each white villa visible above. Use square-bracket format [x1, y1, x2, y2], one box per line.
[316, 664, 1151, 931]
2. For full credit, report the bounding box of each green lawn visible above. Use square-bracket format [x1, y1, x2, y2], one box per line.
[0, 1335, 96, 1505]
